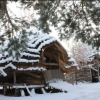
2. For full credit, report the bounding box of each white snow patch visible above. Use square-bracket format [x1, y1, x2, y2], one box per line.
[20, 89, 25, 97]
[18, 67, 46, 71]
[0, 63, 16, 76]
[67, 52, 78, 67]
[49, 80, 76, 92]
[4, 63, 16, 70]
[0, 69, 7, 76]
[1, 82, 100, 100]
[12, 85, 44, 89]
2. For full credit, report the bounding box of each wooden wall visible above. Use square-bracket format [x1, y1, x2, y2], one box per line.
[76, 68, 92, 82]
[65, 68, 92, 84]
[43, 69, 65, 83]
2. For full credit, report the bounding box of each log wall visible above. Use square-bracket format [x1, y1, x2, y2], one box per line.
[76, 68, 92, 82]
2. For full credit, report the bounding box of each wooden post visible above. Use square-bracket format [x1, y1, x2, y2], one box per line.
[90, 67, 92, 82]
[97, 60, 100, 82]
[13, 71, 16, 84]
[58, 52, 60, 70]
[75, 68, 77, 85]
[3, 86, 7, 95]
[15, 89, 19, 96]
[41, 50, 44, 63]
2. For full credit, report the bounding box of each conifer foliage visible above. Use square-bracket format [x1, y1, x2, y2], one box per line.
[0, 0, 100, 59]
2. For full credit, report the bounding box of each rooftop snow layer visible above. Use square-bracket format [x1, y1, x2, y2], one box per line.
[0, 28, 77, 76]
[0, 28, 56, 64]
[67, 52, 78, 67]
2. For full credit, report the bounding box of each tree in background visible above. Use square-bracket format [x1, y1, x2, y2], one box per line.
[70, 41, 98, 68]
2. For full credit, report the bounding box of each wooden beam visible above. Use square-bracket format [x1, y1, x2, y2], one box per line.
[15, 89, 19, 96]
[13, 71, 16, 84]
[43, 63, 58, 66]
[54, 43, 64, 53]
[3, 86, 7, 95]
[43, 43, 54, 50]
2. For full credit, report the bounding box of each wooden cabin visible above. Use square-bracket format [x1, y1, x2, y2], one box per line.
[75, 53, 100, 83]
[0, 31, 77, 96]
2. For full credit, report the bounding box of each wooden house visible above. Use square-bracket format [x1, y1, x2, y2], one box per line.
[75, 53, 100, 83]
[0, 30, 77, 96]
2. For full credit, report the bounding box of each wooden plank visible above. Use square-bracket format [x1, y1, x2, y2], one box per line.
[43, 63, 58, 66]
[76, 68, 92, 82]
[43, 69, 65, 83]
[14, 71, 16, 84]
[15, 89, 20, 96]
[54, 43, 65, 54]
[3, 86, 7, 95]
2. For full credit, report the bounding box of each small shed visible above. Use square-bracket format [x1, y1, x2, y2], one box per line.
[75, 53, 100, 83]
[89, 53, 100, 82]
[0, 29, 77, 96]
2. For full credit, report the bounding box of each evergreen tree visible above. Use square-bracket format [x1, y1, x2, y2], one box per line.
[0, 0, 100, 59]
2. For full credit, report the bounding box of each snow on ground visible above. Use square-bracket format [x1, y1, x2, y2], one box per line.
[49, 80, 77, 92]
[1, 82, 100, 100]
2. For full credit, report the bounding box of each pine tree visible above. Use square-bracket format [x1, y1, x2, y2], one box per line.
[0, 0, 100, 59]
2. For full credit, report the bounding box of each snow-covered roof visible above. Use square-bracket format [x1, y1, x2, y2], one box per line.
[0, 62, 47, 77]
[67, 52, 78, 67]
[55, 39, 78, 68]
[0, 28, 56, 64]
[0, 28, 57, 76]
[88, 50, 100, 60]
[0, 28, 77, 76]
